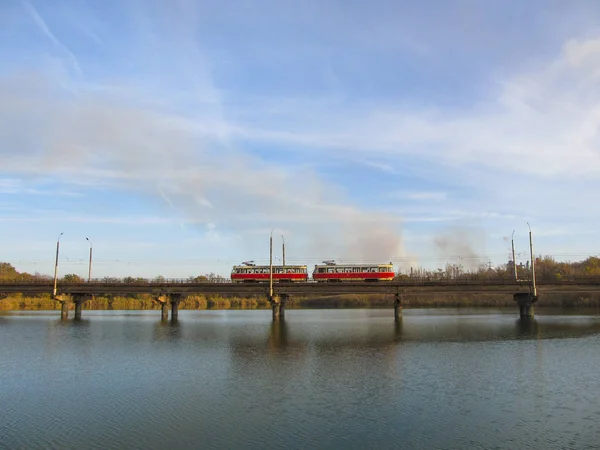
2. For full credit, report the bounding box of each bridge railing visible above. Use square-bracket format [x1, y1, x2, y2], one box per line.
[0, 277, 232, 285]
[2, 275, 600, 286]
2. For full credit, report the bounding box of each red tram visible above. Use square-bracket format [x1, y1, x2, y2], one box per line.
[231, 262, 308, 283]
[312, 261, 394, 282]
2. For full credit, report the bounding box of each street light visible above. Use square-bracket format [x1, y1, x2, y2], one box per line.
[527, 222, 537, 297]
[511, 230, 517, 281]
[281, 234, 286, 269]
[269, 229, 274, 299]
[86, 237, 93, 282]
[53, 232, 63, 297]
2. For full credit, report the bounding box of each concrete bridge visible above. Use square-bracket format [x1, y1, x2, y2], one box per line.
[2, 277, 600, 321]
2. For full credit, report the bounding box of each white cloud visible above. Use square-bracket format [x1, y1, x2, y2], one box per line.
[0, 178, 83, 197]
[391, 191, 447, 201]
[198, 36, 600, 181]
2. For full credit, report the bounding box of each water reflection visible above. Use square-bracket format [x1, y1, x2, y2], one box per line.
[393, 318, 403, 343]
[3, 309, 600, 450]
[153, 318, 182, 341]
[52, 317, 92, 331]
[515, 318, 540, 339]
[388, 310, 600, 342]
[267, 319, 288, 350]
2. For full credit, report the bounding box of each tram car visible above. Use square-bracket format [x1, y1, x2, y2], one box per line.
[231, 261, 309, 283]
[312, 261, 395, 282]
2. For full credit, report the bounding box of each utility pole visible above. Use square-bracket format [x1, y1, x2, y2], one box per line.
[53, 232, 63, 297]
[511, 230, 517, 281]
[527, 222, 537, 297]
[281, 234, 285, 270]
[269, 230, 273, 300]
[86, 238, 93, 282]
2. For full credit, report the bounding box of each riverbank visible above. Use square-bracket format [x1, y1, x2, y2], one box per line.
[2, 292, 600, 311]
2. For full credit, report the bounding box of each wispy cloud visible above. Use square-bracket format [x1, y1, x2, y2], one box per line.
[391, 191, 448, 201]
[20, 0, 82, 75]
[0, 178, 83, 197]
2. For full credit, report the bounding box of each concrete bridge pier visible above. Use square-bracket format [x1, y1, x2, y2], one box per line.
[53, 295, 69, 319]
[153, 295, 169, 320]
[514, 292, 538, 319]
[170, 294, 184, 321]
[270, 294, 288, 320]
[60, 300, 69, 319]
[394, 292, 403, 321]
[73, 294, 93, 320]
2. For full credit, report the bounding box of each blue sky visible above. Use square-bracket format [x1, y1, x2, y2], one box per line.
[2, 0, 600, 278]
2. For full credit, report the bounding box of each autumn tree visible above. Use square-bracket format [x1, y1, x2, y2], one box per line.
[62, 274, 84, 283]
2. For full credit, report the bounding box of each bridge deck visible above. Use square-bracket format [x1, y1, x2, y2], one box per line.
[2, 279, 600, 296]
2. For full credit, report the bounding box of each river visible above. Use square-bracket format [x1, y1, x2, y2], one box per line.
[1, 308, 600, 449]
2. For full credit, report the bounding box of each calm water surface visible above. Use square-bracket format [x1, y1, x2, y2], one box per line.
[1, 308, 600, 449]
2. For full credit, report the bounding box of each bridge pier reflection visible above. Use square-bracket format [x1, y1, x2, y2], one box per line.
[268, 319, 288, 349]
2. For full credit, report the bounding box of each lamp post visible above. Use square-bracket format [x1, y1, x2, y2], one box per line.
[281, 234, 286, 270]
[86, 237, 93, 282]
[53, 232, 63, 297]
[527, 222, 537, 297]
[511, 230, 517, 281]
[269, 230, 274, 300]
